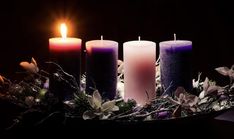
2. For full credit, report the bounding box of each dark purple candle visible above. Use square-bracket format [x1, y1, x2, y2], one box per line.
[85, 39, 118, 100]
[160, 40, 192, 94]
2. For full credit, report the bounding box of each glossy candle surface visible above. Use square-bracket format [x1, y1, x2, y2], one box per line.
[124, 40, 156, 105]
[86, 40, 118, 100]
[160, 40, 192, 94]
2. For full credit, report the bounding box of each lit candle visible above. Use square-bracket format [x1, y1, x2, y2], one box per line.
[49, 23, 82, 100]
[159, 34, 192, 94]
[86, 36, 118, 100]
[123, 37, 156, 105]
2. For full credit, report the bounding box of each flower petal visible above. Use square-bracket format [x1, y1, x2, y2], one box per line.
[203, 77, 209, 91]
[83, 110, 96, 120]
[199, 90, 205, 99]
[174, 87, 186, 100]
[207, 85, 219, 94]
[92, 90, 102, 109]
[87, 95, 95, 108]
[112, 105, 119, 111]
[31, 57, 37, 67]
[20, 62, 38, 73]
[215, 67, 230, 76]
[101, 100, 116, 112]
[117, 60, 123, 66]
[0, 75, 4, 84]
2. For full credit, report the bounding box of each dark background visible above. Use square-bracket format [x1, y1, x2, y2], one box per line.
[0, 0, 233, 84]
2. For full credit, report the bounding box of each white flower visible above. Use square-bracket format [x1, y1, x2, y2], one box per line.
[117, 81, 124, 98]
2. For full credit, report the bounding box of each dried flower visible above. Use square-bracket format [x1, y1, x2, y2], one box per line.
[175, 87, 199, 108]
[199, 77, 220, 99]
[20, 57, 39, 73]
[83, 90, 119, 120]
[0, 75, 4, 84]
[118, 60, 124, 74]
[215, 65, 234, 80]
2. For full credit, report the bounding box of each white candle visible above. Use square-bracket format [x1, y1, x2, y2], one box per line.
[123, 38, 156, 105]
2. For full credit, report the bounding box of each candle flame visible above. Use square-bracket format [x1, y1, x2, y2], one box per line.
[60, 23, 67, 39]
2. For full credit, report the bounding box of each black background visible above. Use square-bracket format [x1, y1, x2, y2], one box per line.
[0, 0, 233, 84]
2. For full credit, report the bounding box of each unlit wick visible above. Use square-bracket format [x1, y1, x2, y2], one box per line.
[101, 35, 103, 41]
[174, 33, 176, 41]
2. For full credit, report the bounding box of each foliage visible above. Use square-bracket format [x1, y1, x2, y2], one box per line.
[0, 58, 234, 130]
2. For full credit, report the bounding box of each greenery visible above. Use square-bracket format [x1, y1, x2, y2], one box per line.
[0, 58, 234, 130]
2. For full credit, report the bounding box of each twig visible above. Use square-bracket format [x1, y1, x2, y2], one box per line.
[135, 104, 177, 118]
[156, 57, 160, 66]
[34, 111, 62, 126]
[161, 81, 173, 96]
[45, 61, 79, 90]
[5, 119, 20, 130]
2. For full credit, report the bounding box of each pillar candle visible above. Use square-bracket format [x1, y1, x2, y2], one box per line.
[49, 23, 81, 100]
[123, 38, 156, 105]
[49, 23, 81, 79]
[86, 37, 118, 100]
[160, 36, 192, 94]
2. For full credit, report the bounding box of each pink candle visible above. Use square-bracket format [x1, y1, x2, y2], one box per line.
[123, 38, 156, 105]
[49, 23, 81, 52]
[49, 23, 82, 100]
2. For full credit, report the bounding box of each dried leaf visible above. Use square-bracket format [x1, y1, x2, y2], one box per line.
[172, 105, 181, 118]
[186, 95, 199, 107]
[31, 57, 37, 67]
[215, 67, 230, 76]
[0, 75, 4, 84]
[203, 77, 209, 91]
[199, 90, 205, 99]
[20, 62, 39, 73]
[175, 87, 186, 99]
[92, 90, 102, 109]
[207, 85, 219, 94]
[229, 69, 234, 80]
[190, 107, 197, 112]
[83, 110, 96, 120]
[198, 96, 209, 105]
[213, 104, 221, 111]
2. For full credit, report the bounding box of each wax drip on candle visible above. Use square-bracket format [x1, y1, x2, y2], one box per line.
[174, 33, 176, 41]
[60, 23, 67, 39]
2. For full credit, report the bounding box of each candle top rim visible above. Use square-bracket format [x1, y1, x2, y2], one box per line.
[160, 40, 192, 47]
[49, 37, 81, 42]
[123, 40, 156, 47]
[86, 40, 118, 48]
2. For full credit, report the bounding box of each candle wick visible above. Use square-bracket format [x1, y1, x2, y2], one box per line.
[101, 35, 103, 41]
[138, 36, 141, 41]
[174, 33, 176, 41]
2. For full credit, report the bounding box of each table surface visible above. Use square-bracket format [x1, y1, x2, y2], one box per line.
[1, 98, 234, 138]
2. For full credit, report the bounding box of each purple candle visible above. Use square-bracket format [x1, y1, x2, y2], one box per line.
[160, 35, 192, 94]
[85, 37, 118, 100]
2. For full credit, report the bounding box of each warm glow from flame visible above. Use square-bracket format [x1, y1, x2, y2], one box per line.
[60, 23, 67, 39]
